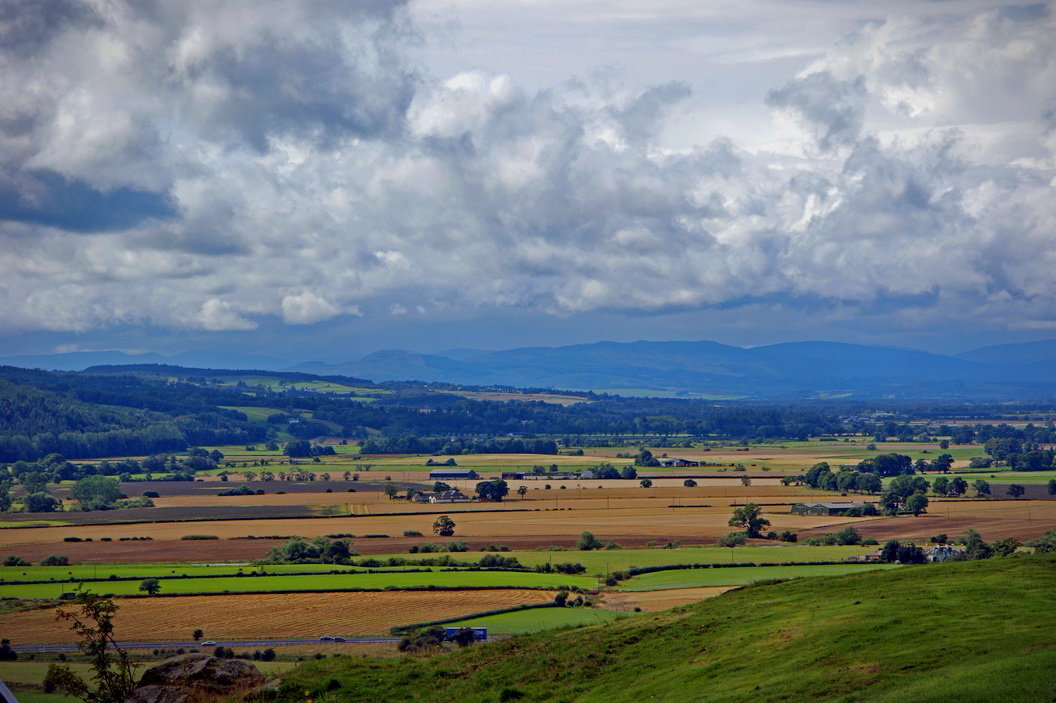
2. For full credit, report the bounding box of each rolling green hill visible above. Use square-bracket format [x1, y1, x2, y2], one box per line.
[278, 554, 1056, 702]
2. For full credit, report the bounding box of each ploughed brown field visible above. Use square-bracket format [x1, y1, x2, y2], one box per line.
[0, 590, 554, 645]
[799, 498, 1056, 543]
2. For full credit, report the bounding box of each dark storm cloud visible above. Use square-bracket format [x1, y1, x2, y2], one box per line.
[0, 0, 101, 58]
[0, 170, 175, 232]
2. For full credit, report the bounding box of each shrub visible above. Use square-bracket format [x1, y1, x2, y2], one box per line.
[180, 535, 219, 540]
[577, 532, 602, 551]
[716, 532, 747, 548]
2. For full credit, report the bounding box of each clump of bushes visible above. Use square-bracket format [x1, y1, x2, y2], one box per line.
[259, 536, 359, 564]
[534, 562, 586, 574]
[716, 532, 747, 548]
[217, 485, 265, 497]
[805, 526, 863, 546]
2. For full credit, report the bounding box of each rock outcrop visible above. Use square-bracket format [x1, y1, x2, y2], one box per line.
[125, 654, 268, 703]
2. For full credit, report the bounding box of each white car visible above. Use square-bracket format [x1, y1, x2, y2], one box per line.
[202, 641, 217, 646]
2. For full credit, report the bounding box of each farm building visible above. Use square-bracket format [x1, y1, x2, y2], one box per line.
[428, 469, 479, 481]
[412, 490, 472, 504]
[658, 458, 700, 468]
[790, 502, 868, 516]
[927, 545, 961, 562]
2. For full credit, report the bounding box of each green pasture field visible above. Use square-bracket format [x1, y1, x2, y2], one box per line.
[0, 562, 461, 583]
[618, 563, 899, 591]
[0, 546, 878, 584]
[444, 606, 631, 634]
[219, 406, 287, 422]
[365, 546, 879, 575]
[0, 520, 71, 528]
[0, 570, 596, 599]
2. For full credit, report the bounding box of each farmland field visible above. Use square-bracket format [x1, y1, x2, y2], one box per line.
[0, 562, 447, 583]
[0, 546, 880, 584]
[0, 590, 556, 645]
[443, 606, 629, 633]
[4, 436, 1053, 668]
[601, 586, 735, 612]
[0, 569, 596, 599]
[618, 563, 900, 591]
[363, 545, 880, 574]
[0, 503, 867, 548]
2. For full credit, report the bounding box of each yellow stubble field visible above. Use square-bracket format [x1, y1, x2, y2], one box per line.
[0, 589, 554, 645]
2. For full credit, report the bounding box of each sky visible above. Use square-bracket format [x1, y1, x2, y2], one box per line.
[1, 0, 1054, 363]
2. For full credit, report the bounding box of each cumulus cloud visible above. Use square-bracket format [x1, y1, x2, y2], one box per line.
[0, 0, 1054, 340]
[281, 291, 341, 325]
[196, 298, 256, 331]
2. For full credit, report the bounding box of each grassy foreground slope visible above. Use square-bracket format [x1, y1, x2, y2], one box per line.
[278, 555, 1056, 702]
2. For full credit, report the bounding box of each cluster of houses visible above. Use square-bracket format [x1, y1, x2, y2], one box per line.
[850, 545, 961, 563]
[411, 489, 473, 504]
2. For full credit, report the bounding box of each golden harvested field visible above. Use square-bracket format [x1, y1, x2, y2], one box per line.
[601, 587, 734, 613]
[0, 590, 554, 645]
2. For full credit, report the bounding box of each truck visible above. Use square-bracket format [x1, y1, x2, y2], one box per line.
[443, 627, 487, 642]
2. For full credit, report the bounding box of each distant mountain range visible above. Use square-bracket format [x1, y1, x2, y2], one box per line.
[4, 339, 1055, 400]
[291, 339, 1056, 400]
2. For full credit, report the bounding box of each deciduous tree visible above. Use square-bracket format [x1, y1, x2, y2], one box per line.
[433, 515, 456, 537]
[728, 503, 770, 538]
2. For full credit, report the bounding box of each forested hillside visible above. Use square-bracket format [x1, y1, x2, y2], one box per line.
[0, 368, 267, 461]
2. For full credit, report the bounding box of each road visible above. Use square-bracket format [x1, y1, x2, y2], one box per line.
[18, 634, 508, 654]
[17, 637, 403, 653]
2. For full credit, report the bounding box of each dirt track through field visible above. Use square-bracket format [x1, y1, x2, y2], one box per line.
[0, 590, 554, 645]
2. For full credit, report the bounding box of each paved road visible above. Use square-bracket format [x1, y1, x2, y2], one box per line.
[17, 637, 403, 653]
[18, 634, 507, 653]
